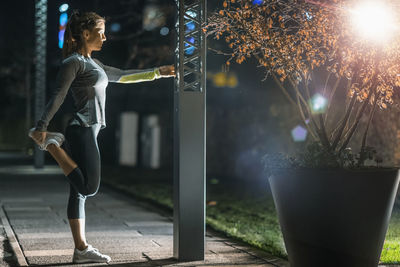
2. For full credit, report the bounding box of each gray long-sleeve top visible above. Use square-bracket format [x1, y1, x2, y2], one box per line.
[35, 52, 161, 131]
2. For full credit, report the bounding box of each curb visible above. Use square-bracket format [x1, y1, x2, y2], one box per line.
[0, 204, 28, 266]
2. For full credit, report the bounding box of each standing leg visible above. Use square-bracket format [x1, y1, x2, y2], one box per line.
[68, 185, 88, 250]
[65, 124, 110, 263]
[64, 125, 102, 252]
[69, 219, 87, 250]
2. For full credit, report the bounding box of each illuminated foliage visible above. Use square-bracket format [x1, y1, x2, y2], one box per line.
[205, 0, 400, 166]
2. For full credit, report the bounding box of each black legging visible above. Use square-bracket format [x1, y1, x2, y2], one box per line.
[61, 124, 101, 219]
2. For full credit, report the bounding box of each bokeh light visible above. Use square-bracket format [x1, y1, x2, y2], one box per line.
[227, 74, 238, 88]
[110, 23, 121, 32]
[291, 125, 308, 142]
[212, 72, 238, 88]
[59, 13, 68, 26]
[58, 12, 68, 49]
[160, 27, 169, 36]
[210, 178, 219, 185]
[59, 3, 69, 13]
[309, 93, 328, 114]
[212, 72, 226, 87]
[58, 32, 65, 49]
[143, 4, 166, 31]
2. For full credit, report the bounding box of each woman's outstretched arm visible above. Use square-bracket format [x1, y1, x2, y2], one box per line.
[93, 59, 175, 83]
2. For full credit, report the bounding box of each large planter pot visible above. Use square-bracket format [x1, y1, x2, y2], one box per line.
[268, 168, 400, 267]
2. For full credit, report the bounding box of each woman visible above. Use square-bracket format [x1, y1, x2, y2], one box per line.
[28, 11, 175, 264]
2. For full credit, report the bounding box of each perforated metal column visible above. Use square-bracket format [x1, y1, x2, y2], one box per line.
[173, 0, 207, 261]
[34, 0, 47, 168]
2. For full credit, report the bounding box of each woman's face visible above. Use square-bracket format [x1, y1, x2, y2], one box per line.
[84, 21, 106, 51]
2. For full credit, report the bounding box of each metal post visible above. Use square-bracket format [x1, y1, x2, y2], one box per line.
[34, 0, 47, 168]
[173, 0, 207, 261]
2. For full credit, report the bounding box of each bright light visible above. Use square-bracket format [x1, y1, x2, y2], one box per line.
[58, 30, 65, 42]
[58, 12, 68, 49]
[59, 13, 68, 26]
[291, 125, 308, 142]
[350, 1, 398, 43]
[309, 93, 328, 114]
[59, 3, 69, 13]
[59, 27, 65, 48]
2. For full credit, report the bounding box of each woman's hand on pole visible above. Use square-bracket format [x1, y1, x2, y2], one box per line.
[159, 65, 176, 78]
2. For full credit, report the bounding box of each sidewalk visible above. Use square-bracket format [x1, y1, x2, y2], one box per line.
[0, 165, 289, 267]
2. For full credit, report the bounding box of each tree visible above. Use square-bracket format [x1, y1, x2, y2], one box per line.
[205, 0, 400, 167]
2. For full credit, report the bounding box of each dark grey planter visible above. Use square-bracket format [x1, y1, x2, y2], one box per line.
[269, 168, 400, 267]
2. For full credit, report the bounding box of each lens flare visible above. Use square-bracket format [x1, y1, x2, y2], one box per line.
[291, 125, 308, 142]
[309, 93, 328, 114]
[350, 1, 398, 43]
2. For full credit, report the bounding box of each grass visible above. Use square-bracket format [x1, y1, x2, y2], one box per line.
[102, 166, 400, 264]
[381, 212, 400, 264]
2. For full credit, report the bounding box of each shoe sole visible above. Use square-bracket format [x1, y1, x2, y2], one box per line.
[73, 258, 111, 264]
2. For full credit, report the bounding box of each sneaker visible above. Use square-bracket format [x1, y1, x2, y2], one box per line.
[72, 244, 111, 264]
[28, 127, 65, 151]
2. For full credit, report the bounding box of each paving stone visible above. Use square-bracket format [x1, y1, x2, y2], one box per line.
[0, 197, 44, 203]
[8, 218, 65, 227]
[112, 212, 167, 221]
[104, 253, 147, 262]
[24, 249, 74, 257]
[3, 212, 58, 219]
[4, 206, 52, 212]
[20, 237, 75, 250]
[26, 255, 73, 266]
[124, 221, 172, 227]
[135, 226, 173, 235]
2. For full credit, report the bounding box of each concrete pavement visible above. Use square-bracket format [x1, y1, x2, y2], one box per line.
[0, 165, 288, 267]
